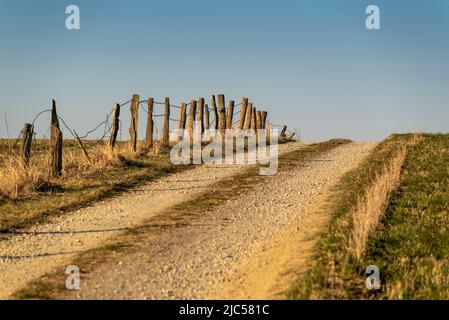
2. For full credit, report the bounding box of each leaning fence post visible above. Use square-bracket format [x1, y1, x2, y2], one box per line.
[238, 97, 248, 130]
[226, 100, 235, 129]
[20, 123, 33, 168]
[280, 125, 287, 141]
[145, 98, 154, 149]
[160, 97, 171, 150]
[50, 99, 63, 177]
[109, 103, 120, 149]
[129, 94, 140, 152]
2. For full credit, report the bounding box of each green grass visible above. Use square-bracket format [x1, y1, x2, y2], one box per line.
[288, 134, 419, 299]
[360, 134, 449, 299]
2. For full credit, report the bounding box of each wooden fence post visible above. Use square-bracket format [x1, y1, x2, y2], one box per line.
[256, 111, 262, 130]
[187, 100, 196, 143]
[238, 97, 248, 130]
[204, 104, 210, 140]
[268, 122, 273, 141]
[129, 94, 140, 152]
[280, 125, 287, 141]
[197, 97, 205, 135]
[261, 111, 268, 129]
[160, 97, 171, 150]
[178, 103, 187, 141]
[145, 98, 154, 149]
[251, 106, 257, 132]
[211, 95, 219, 131]
[244, 102, 252, 130]
[109, 103, 120, 149]
[226, 100, 235, 129]
[20, 123, 33, 168]
[205, 104, 210, 131]
[217, 94, 226, 136]
[50, 99, 63, 177]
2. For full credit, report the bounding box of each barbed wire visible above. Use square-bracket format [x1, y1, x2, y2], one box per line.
[31, 109, 52, 125]
[8, 96, 278, 153]
[120, 99, 132, 106]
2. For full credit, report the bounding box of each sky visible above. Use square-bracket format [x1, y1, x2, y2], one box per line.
[1, 0, 449, 141]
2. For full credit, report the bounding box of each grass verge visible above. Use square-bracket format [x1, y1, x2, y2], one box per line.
[288, 133, 421, 299]
[360, 134, 449, 299]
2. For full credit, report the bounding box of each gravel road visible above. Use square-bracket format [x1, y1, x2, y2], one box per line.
[61, 142, 376, 300]
[0, 142, 305, 299]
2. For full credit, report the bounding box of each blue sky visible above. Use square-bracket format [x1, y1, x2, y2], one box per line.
[1, 0, 449, 141]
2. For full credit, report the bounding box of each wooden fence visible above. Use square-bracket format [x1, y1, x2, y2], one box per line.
[16, 94, 294, 178]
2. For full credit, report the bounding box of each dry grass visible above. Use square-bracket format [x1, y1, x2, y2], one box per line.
[349, 133, 421, 260]
[0, 157, 45, 199]
[0, 140, 192, 231]
[0, 141, 137, 200]
[289, 133, 421, 299]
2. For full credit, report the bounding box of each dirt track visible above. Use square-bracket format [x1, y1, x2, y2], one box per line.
[0, 141, 376, 299]
[58, 141, 375, 300]
[0, 142, 304, 299]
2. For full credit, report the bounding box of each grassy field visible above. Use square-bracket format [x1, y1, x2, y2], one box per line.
[289, 133, 421, 299]
[0, 137, 295, 232]
[361, 134, 449, 299]
[0, 139, 193, 232]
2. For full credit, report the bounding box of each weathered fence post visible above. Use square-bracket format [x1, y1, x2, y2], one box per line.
[20, 123, 33, 168]
[244, 102, 252, 130]
[256, 111, 262, 130]
[211, 95, 219, 131]
[217, 94, 226, 136]
[129, 94, 140, 152]
[251, 106, 257, 132]
[160, 97, 171, 151]
[280, 125, 287, 141]
[226, 100, 235, 129]
[187, 100, 196, 144]
[50, 99, 63, 177]
[261, 111, 268, 129]
[268, 122, 273, 141]
[145, 98, 154, 149]
[178, 103, 187, 141]
[204, 104, 210, 140]
[197, 97, 205, 136]
[109, 103, 120, 149]
[205, 104, 210, 129]
[74, 130, 92, 165]
[238, 97, 248, 130]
